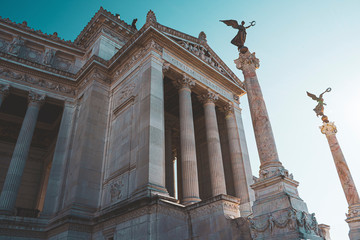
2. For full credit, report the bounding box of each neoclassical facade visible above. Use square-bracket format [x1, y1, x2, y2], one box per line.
[0, 8, 330, 240]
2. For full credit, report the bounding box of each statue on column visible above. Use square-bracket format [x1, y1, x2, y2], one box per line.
[306, 87, 331, 122]
[220, 19, 255, 53]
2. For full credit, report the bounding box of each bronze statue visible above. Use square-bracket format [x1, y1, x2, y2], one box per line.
[306, 88, 331, 122]
[220, 20, 255, 52]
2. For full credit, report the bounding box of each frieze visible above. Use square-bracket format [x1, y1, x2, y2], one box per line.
[114, 40, 162, 78]
[162, 50, 234, 101]
[248, 208, 322, 239]
[0, 67, 76, 95]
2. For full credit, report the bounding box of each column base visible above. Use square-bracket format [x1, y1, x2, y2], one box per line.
[346, 203, 360, 240]
[182, 197, 201, 206]
[250, 172, 323, 240]
[131, 183, 169, 201]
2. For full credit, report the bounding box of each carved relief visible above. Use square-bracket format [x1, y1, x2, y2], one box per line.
[110, 180, 124, 202]
[53, 56, 72, 71]
[8, 36, 24, 56]
[248, 208, 322, 239]
[43, 48, 56, 65]
[0, 38, 8, 51]
[25, 48, 42, 63]
[0, 67, 76, 95]
[116, 83, 136, 106]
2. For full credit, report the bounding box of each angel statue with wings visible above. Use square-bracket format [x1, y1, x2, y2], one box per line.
[220, 20, 256, 52]
[306, 88, 332, 120]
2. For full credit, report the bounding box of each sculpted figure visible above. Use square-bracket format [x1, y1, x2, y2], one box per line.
[220, 20, 255, 51]
[43, 48, 56, 65]
[8, 36, 24, 55]
[306, 87, 331, 118]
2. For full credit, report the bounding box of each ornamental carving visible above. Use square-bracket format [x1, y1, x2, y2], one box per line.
[110, 180, 124, 202]
[0, 84, 10, 97]
[116, 83, 136, 106]
[172, 75, 196, 90]
[0, 67, 76, 95]
[198, 91, 219, 104]
[8, 36, 24, 56]
[248, 209, 322, 239]
[114, 40, 162, 77]
[320, 122, 337, 136]
[43, 48, 56, 66]
[146, 10, 157, 24]
[28, 91, 46, 105]
[254, 167, 294, 183]
[234, 50, 259, 74]
[223, 102, 234, 117]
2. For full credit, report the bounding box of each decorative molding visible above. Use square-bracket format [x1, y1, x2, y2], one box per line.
[0, 67, 76, 95]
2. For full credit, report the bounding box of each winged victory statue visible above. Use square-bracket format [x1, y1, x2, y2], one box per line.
[220, 19, 256, 52]
[306, 88, 332, 122]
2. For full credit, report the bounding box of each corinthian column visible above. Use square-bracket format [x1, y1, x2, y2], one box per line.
[223, 103, 249, 201]
[0, 84, 10, 107]
[320, 122, 360, 240]
[234, 51, 282, 172]
[173, 75, 200, 204]
[0, 91, 45, 215]
[198, 91, 226, 196]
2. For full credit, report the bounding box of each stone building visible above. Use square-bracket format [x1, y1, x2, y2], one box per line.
[0, 8, 329, 240]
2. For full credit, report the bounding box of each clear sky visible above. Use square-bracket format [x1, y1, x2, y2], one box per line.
[1, 0, 360, 239]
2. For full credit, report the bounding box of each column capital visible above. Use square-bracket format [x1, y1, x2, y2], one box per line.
[223, 102, 235, 118]
[320, 122, 337, 136]
[234, 50, 260, 76]
[28, 91, 46, 106]
[198, 91, 219, 105]
[173, 74, 196, 91]
[0, 84, 10, 97]
[162, 62, 171, 73]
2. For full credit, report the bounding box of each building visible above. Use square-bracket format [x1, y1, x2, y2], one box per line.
[0, 8, 329, 240]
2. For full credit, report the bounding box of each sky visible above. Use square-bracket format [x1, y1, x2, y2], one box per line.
[1, 0, 360, 239]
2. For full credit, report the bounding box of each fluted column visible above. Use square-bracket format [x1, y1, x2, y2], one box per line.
[224, 103, 249, 201]
[0, 84, 10, 107]
[235, 51, 282, 172]
[320, 122, 360, 240]
[0, 91, 45, 215]
[165, 124, 175, 197]
[173, 75, 200, 204]
[198, 91, 226, 196]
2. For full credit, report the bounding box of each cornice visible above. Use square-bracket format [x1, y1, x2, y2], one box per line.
[74, 7, 136, 48]
[0, 16, 82, 50]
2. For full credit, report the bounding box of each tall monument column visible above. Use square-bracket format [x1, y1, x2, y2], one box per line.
[0, 84, 10, 107]
[0, 91, 45, 215]
[235, 51, 282, 172]
[174, 75, 201, 205]
[199, 91, 227, 196]
[320, 122, 360, 239]
[235, 51, 323, 239]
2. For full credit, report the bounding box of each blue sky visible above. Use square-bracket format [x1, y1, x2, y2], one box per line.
[1, 0, 360, 239]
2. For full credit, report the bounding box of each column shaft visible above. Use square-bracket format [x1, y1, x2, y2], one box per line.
[225, 109, 249, 200]
[203, 101, 226, 196]
[0, 92, 44, 214]
[165, 126, 175, 197]
[322, 124, 360, 206]
[178, 86, 200, 204]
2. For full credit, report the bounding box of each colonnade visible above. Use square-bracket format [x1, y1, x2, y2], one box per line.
[169, 73, 249, 205]
[0, 85, 46, 215]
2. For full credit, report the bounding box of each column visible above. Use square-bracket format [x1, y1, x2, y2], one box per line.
[0, 91, 45, 214]
[165, 124, 175, 197]
[224, 103, 249, 200]
[234, 51, 282, 172]
[198, 91, 226, 196]
[320, 122, 360, 240]
[41, 101, 76, 216]
[0, 84, 10, 107]
[174, 75, 200, 204]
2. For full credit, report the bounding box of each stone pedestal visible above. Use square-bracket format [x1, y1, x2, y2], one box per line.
[320, 122, 360, 240]
[235, 51, 323, 239]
